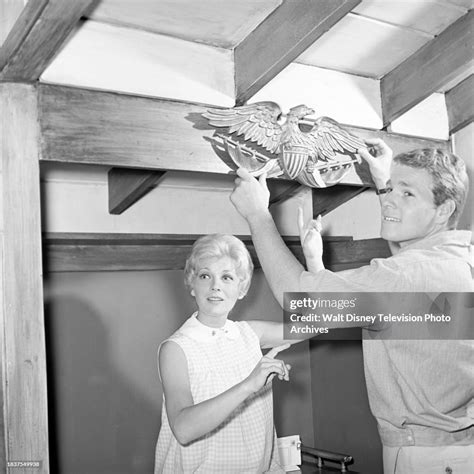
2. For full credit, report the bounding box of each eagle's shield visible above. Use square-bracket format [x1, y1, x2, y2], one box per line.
[281, 145, 310, 179]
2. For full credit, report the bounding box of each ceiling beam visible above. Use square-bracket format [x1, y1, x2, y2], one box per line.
[445, 74, 474, 135]
[381, 10, 474, 127]
[38, 84, 450, 186]
[234, 0, 361, 105]
[0, 0, 44, 46]
[0, 0, 97, 81]
[350, 127, 450, 155]
[43, 233, 390, 273]
[38, 84, 237, 174]
[108, 168, 166, 215]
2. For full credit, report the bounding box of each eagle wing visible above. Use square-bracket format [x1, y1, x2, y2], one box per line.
[203, 102, 283, 154]
[306, 116, 365, 161]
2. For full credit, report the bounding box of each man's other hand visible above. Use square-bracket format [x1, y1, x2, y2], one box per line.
[358, 138, 393, 189]
[298, 207, 324, 273]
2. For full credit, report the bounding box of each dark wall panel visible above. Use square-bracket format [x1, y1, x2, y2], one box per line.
[309, 336, 383, 473]
[44, 269, 314, 473]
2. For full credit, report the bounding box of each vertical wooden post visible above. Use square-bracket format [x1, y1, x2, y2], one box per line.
[0, 84, 49, 472]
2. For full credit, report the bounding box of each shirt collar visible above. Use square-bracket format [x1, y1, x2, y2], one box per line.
[395, 230, 472, 258]
[179, 312, 240, 342]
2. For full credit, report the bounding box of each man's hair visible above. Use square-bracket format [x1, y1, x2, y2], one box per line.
[393, 148, 469, 228]
[184, 234, 254, 295]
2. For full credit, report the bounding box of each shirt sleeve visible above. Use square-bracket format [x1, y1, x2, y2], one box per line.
[299, 257, 409, 293]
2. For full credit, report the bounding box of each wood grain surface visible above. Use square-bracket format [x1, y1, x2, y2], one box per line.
[0, 84, 49, 472]
[446, 74, 474, 134]
[382, 10, 473, 126]
[234, 0, 361, 104]
[38, 84, 450, 187]
[0, 0, 96, 81]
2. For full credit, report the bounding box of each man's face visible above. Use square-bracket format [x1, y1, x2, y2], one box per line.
[381, 163, 446, 247]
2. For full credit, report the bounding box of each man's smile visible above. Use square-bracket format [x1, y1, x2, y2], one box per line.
[383, 216, 401, 222]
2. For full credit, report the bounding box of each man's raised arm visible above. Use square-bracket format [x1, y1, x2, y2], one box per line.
[230, 169, 305, 306]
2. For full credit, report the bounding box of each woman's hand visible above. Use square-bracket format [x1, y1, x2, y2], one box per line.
[358, 138, 393, 189]
[160, 341, 291, 445]
[298, 207, 324, 273]
[244, 344, 291, 393]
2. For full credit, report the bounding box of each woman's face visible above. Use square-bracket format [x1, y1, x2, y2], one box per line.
[190, 256, 244, 325]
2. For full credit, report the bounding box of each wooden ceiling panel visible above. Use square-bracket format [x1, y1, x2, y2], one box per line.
[40, 20, 235, 106]
[296, 14, 430, 78]
[88, 0, 282, 49]
[251, 63, 383, 129]
[389, 93, 449, 140]
[444, 0, 474, 8]
[353, 1, 466, 35]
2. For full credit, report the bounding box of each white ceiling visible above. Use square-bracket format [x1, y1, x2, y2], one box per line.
[353, 1, 468, 34]
[296, 13, 431, 78]
[297, 1, 470, 78]
[88, 0, 283, 49]
[83, 0, 472, 78]
[40, 0, 473, 105]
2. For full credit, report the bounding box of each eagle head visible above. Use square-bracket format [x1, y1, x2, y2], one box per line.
[288, 104, 315, 119]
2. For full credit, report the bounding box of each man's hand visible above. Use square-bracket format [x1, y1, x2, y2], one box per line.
[297, 207, 324, 273]
[358, 138, 393, 189]
[230, 168, 271, 222]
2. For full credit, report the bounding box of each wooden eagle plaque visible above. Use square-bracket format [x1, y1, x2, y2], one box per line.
[203, 102, 365, 188]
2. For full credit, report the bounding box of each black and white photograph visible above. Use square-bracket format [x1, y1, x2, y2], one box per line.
[0, 1, 473, 473]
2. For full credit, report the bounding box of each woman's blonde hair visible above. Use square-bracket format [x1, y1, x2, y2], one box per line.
[184, 234, 254, 296]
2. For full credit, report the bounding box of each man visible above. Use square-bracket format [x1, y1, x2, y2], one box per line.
[230, 138, 473, 473]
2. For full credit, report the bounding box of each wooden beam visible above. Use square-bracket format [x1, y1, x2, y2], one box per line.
[0, 238, 5, 474]
[0, 0, 41, 47]
[38, 84, 238, 174]
[38, 84, 450, 185]
[312, 185, 369, 217]
[0, 84, 49, 471]
[322, 237, 391, 272]
[0, 0, 97, 81]
[347, 127, 450, 155]
[446, 75, 474, 134]
[381, 10, 474, 126]
[108, 168, 166, 214]
[234, 0, 361, 105]
[43, 233, 390, 273]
